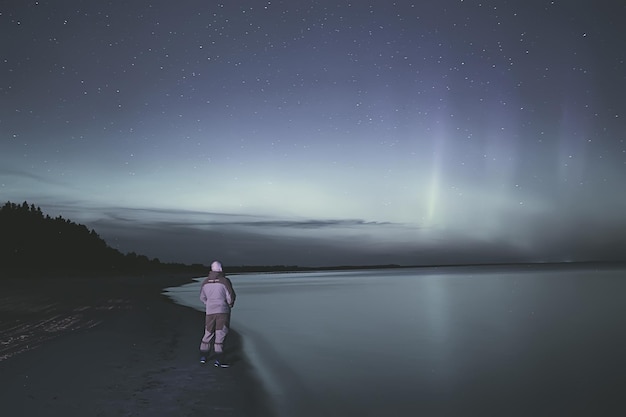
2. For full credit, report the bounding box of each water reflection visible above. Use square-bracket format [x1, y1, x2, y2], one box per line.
[166, 266, 626, 417]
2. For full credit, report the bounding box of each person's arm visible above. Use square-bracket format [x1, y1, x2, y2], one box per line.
[225, 289, 233, 307]
[224, 277, 236, 307]
[200, 285, 207, 304]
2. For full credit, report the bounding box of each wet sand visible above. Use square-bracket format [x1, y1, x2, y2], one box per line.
[0, 271, 273, 417]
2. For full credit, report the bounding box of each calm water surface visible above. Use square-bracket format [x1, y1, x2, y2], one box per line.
[165, 265, 626, 417]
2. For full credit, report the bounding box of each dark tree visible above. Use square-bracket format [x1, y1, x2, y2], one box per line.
[0, 201, 161, 273]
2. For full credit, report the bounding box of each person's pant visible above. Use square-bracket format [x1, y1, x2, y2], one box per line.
[200, 313, 230, 355]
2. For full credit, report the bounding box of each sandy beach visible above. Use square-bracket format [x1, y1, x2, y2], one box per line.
[0, 271, 273, 417]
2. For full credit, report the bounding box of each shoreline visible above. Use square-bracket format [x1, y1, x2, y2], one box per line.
[0, 272, 274, 417]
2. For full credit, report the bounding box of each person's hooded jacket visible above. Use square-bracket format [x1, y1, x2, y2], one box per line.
[199, 270, 236, 315]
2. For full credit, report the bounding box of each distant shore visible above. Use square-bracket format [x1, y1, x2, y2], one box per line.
[0, 270, 274, 417]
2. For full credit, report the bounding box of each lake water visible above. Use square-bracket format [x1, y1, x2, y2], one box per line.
[164, 265, 626, 417]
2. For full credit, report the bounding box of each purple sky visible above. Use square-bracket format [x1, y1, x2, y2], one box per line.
[2, 1, 625, 266]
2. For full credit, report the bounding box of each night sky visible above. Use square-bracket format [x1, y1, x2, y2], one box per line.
[2, 1, 625, 267]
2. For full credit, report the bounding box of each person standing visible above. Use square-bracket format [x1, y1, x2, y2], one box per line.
[199, 260, 236, 367]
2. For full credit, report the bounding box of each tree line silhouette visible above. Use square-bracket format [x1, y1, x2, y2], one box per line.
[1, 201, 410, 276]
[0, 201, 193, 274]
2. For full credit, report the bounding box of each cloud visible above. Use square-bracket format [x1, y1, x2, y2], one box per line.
[0, 167, 67, 186]
[19, 201, 626, 267]
[61, 204, 393, 231]
[81, 207, 535, 267]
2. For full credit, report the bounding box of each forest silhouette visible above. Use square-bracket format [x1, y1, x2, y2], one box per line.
[0, 201, 408, 276]
[0, 201, 193, 275]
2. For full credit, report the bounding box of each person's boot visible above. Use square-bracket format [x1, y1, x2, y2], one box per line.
[213, 352, 230, 368]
